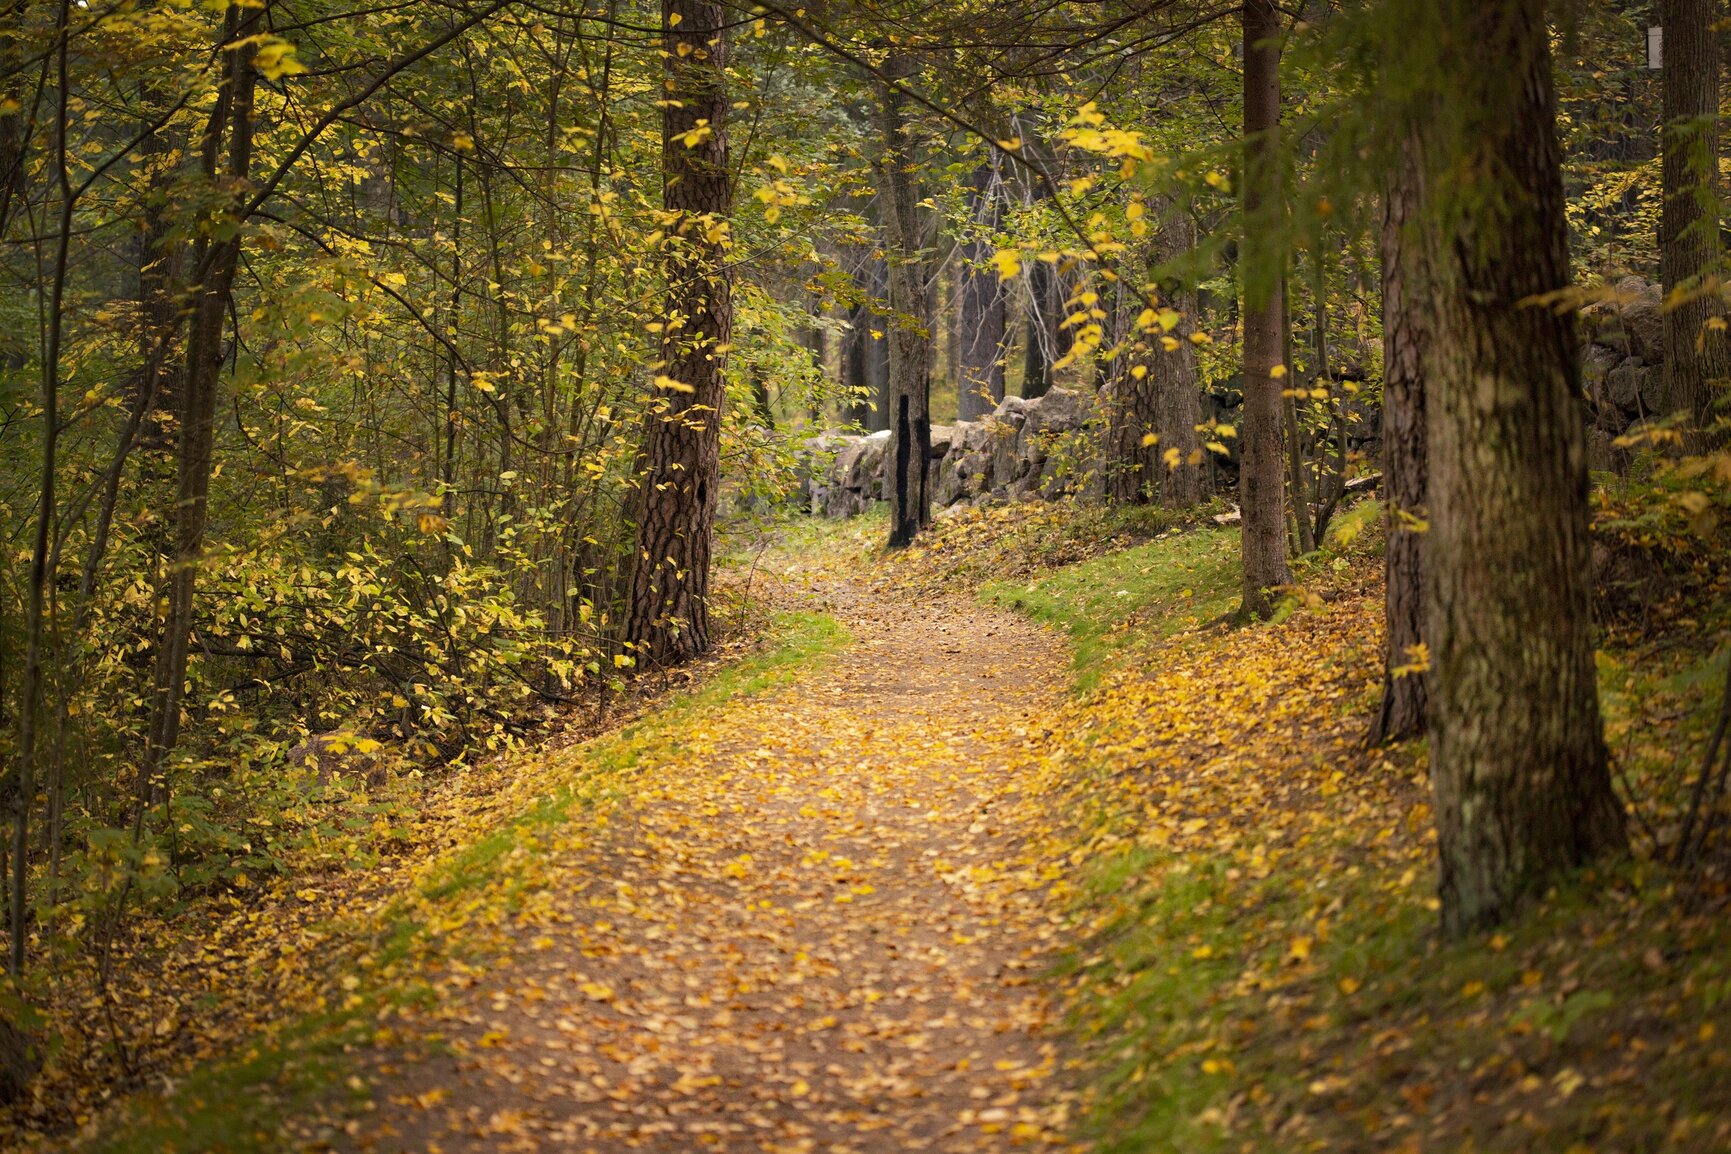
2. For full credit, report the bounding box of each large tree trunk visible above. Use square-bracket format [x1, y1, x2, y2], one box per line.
[624, 0, 731, 665]
[875, 55, 931, 547]
[138, 0, 262, 809]
[956, 161, 1007, 421]
[1106, 208, 1209, 507]
[1411, 0, 1627, 934]
[1239, 0, 1292, 617]
[1367, 149, 1428, 746]
[1659, 0, 1729, 433]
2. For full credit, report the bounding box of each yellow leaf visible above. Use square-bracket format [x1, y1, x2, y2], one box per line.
[580, 981, 614, 1001]
[1141, 433, 1159, 447]
[991, 249, 1022, 281]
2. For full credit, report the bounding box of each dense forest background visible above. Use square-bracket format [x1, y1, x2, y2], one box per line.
[0, 0, 1729, 1147]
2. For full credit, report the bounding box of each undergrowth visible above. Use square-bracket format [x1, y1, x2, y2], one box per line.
[932, 496, 1731, 1152]
[14, 611, 848, 1152]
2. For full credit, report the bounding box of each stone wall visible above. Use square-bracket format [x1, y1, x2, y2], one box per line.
[1580, 275, 1670, 467]
[806, 388, 1095, 517]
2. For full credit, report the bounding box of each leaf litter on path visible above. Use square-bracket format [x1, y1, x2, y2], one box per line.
[337, 584, 1083, 1153]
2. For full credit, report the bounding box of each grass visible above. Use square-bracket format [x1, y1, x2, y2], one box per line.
[982, 525, 1240, 689]
[963, 499, 1731, 1153]
[73, 609, 848, 1154]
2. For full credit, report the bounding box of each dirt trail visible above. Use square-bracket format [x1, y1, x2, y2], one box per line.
[339, 581, 1076, 1153]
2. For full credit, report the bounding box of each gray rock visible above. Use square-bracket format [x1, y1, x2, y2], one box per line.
[1610, 275, 1665, 363]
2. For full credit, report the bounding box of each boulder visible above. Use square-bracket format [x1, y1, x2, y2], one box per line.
[1608, 275, 1665, 363]
[1606, 358, 1646, 412]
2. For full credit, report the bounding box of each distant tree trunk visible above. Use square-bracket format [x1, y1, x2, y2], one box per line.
[139, 0, 263, 810]
[956, 161, 1007, 421]
[1106, 207, 1209, 507]
[1368, 149, 1428, 746]
[1021, 259, 1061, 399]
[875, 54, 931, 547]
[843, 298, 871, 426]
[1411, 0, 1627, 934]
[624, 0, 731, 666]
[865, 251, 892, 430]
[1659, 0, 1729, 433]
[1239, 0, 1292, 617]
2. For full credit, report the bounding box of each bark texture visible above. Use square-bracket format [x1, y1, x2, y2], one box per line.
[956, 161, 1007, 421]
[1106, 209, 1209, 507]
[1239, 0, 1291, 617]
[624, 0, 731, 665]
[1413, 0, 1627, 934]
[1659, 0, 1729, 432]
[876, 56, 931, 547]
[1368, 151, 1428, 745]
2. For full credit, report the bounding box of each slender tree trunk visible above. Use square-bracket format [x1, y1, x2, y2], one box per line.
[843, 296, 871, 426]
[956, 161, 1007, 421]
[1409, 0, 1627, 934]
[1659, 0, 1729, 433]
[1022, 259, 1062, 399]
[1239, 0, 1292, 617]
[624, 0, 731, 665]
[138, 0, 262, 811]
[1368, 148, 1428, 746]
[865, 251, 892, 430]
[875, 54, 931, 547]
[10, 0, 73, 974]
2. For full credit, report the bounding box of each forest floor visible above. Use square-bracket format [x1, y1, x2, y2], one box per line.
[317, 578, 1081, 1152]
[23, 496, 1731, 1154]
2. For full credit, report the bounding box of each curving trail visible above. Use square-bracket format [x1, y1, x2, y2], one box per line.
[340, 583, 1078, 1153]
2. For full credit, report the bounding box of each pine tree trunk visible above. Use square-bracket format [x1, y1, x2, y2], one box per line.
[1368, 148, 1428, 746]
[956, 161, 1006, 421]
[624, 0, 731, 666]
[1239, 0, 1292, 617]
[875, 55, 931, 548]
[1412, 0, 1627, 934]
[1659, 0, 1729, 433]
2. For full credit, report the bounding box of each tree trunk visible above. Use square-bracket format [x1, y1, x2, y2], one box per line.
[624, 0, 731, 666]
[1239, 0, 1292, 617]
[138, 0, 262, 811]
[956, 161, 1007, 421]
[864, 251, 892, 430]
[843, 296, 871, 426]
[875, 55, 931, 548]
[1368, 148, 1428, 746]
[1659, 0, 1729, 433]
[1021, 259, 1062, 399]
[1106, 208, 1209, 507]
[1410, 0, 1627, 934]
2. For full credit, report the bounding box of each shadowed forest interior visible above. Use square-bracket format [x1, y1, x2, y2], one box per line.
[0, 0, 1729, 1151]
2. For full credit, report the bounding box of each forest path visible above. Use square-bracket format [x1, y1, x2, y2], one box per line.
[339, 580, 1077, 1153]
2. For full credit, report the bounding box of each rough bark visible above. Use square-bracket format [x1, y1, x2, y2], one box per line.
[1021, 259, 1064, 399]
[624, 0, 731, 665]
[1239, 0, 1292, 617]
[1106, 209, 1209, 507]
[1659, 0, 1729, 432]
[1367, 149, 1428, 746]
[1412, 0, 1627, 934]
[956, 161, 1007, 421]
[875, 55, 931, 547]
